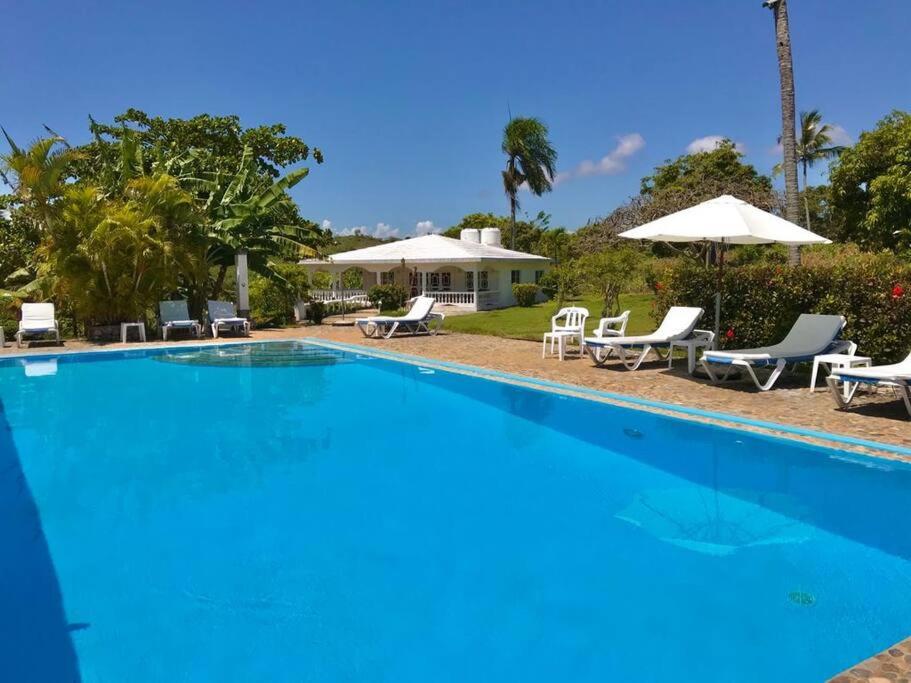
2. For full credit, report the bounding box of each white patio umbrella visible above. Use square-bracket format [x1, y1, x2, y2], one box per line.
[619, 195, 831, 346]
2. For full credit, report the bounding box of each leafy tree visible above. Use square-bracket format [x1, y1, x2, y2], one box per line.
[0, 195, 39, 287]
[75, 109, 322, 184]
[641, 140, 773, 207]
[829, 111, 911, 251]
[763, 0, 802, 265]
[773, 110, 845, 231]
[577, 246, 643, 318]
[501, 118, 557, 249]
[537, 226, 570, 264]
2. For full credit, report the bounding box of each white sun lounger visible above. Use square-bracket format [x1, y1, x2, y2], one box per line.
[16, 303, 60, 348]
[356, 296, 443, 339]
[701, 314, 850, 391]
[583, 306, 705, 371]
[826, 352, 911, 416]
[207, 300, 251, 338]
[159, 300, 202, 341]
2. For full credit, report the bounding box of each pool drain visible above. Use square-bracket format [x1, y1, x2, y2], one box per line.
[788, 591, 815, 606]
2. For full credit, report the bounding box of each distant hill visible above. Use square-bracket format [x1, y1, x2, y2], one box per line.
[321, 233, 396, 256]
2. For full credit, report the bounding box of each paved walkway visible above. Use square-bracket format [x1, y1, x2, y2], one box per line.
[3, 324, 909, 452]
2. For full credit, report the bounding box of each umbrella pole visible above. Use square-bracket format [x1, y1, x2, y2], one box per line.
[714, 240, 725, 349]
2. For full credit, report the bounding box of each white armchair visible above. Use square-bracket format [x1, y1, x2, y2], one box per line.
[542, 306, 589, 360]
[591, 310, 630, 339]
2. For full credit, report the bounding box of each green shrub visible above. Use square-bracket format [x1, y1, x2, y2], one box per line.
[652, 253, 911, 362]
[368, 284, 407, 311]
[307, 301, 326, 324]
[250, 275, 295, 327]
[512, 283, 539, 307]
[248, 263, 311, 327]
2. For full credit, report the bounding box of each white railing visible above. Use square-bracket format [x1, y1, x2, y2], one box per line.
[422, 290, 475, 306]
[310, 289, 369, 303]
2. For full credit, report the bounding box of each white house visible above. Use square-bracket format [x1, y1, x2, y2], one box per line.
[300, 227, 551, 311]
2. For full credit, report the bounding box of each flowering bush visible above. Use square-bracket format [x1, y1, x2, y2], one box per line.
[652, 253, 911, 362]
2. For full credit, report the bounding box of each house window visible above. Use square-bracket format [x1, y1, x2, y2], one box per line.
[380, 271, 395, 285]
[479, 271, 489, 291]
[466, 271, 473, 291]
[429, 273, 440, 290]
[511, 270, 521, 284]
[440, 272, 451, 291]
[467, 271, 489, 291]
[534, 270, 544, 284]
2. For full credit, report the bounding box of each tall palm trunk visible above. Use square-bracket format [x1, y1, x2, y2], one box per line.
[801, 159, 811, 230]
[767, 0, 801, 265]
[509, 196, 517, 250]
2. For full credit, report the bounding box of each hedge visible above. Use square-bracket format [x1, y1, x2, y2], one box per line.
[512, 283, 539, 307]
[652, 253, 911, 362]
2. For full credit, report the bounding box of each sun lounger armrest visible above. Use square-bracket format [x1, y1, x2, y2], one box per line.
[828, 339, 857, 355]
[691, 329, 715, 345]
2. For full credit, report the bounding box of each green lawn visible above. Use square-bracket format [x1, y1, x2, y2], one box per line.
[446, 293, 656, 341]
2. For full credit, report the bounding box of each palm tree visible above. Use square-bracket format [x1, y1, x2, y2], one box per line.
[0, 131, 81, 229]
[773, 110, 845, 231]
[763, 0, 801, 265]
[502, 118, 557, 250]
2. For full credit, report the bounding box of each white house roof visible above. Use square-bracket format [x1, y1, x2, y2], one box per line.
[302, 234, 550, 267]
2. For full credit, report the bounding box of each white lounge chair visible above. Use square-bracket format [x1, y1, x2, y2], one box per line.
[16, 303, 60, 348]
[207, 300, 251, 338]
[826, 352, 911, 416]
[356, 296, 443, 339]
[701, 314, 850, 391]
[159, 300, 202, 341]
[542, 306, 589, 360]
[584, 306, 705, 371]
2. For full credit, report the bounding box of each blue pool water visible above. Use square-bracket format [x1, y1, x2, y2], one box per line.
[1, 341, 910, 682]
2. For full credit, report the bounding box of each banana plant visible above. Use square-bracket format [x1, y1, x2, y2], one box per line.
[192, 145, 319, 299]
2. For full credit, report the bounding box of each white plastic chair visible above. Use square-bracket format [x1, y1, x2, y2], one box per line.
[542, 306, 589, 360]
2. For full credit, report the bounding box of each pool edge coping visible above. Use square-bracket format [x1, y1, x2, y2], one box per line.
[301, 338, 911, 461]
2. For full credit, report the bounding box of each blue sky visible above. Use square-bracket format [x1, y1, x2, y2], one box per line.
[4, 0, 910, 238]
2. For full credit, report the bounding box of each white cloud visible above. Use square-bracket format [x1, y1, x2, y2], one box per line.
[338, 222, 400, 239]
[554, 133, 645, 186]
[415, 220, 437, 234]
[686, 135, 746, 154]
[321, 219, 332, 230]
[827, 123, 853, 147]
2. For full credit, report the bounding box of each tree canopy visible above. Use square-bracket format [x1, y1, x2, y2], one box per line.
[829, 111, 911, 251]
[1, 111, 325, 325]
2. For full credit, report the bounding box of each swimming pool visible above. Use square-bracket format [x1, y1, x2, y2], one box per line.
[1, 340, 909, 681]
